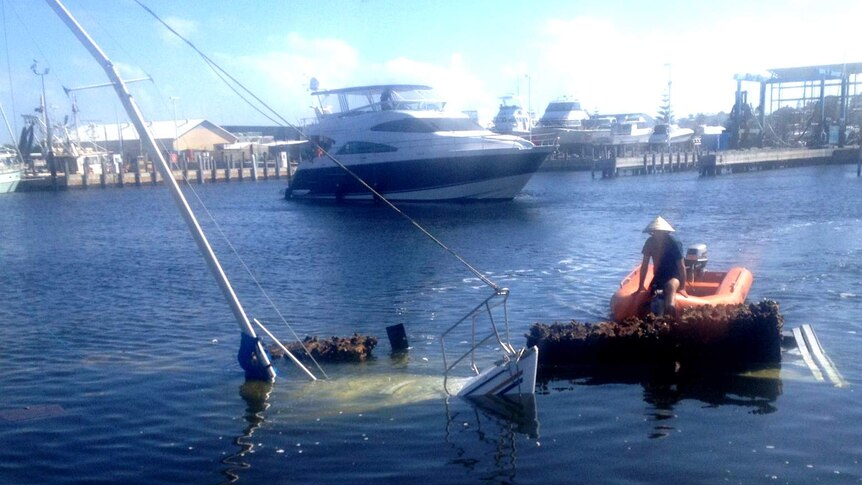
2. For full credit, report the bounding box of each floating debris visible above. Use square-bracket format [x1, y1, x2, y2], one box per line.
[270, 334, 378, 363]
[526, 300, 784, 371]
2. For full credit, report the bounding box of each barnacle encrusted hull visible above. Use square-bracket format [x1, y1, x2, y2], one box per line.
[526, 300, 783, 370]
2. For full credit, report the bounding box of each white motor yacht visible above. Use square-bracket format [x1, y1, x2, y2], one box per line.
[289, 85, 552, 201]
[490, 95, 534, 137]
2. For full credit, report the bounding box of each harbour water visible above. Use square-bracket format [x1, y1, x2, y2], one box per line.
[1, 166, 860, 484]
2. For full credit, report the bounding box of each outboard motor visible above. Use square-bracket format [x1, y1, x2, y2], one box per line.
[684, 244, 708, 281]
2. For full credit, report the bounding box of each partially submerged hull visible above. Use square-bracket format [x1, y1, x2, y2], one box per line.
[456, 346, 538, 397]
[611, 264, 754, 321]
[288, 148, 552, 201]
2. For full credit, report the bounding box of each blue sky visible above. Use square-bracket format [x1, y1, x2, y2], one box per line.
[2, 0, 860, 145]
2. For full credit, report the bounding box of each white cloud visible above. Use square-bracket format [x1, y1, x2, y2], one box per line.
[230, 34, 494, 125]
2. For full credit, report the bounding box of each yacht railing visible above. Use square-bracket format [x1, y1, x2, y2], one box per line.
[527, 131, 561, 147]
[440, 288, 516, 395]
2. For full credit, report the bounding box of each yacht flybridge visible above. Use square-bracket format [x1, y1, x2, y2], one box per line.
[289, 85, 552, 201]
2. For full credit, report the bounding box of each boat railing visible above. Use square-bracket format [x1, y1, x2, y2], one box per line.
[527, 131, 561, 147]
[440, 288, 515, 395]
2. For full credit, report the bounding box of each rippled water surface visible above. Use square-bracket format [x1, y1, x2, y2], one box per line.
[1, 166, 860, 484]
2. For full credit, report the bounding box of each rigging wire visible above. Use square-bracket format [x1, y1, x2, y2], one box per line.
[136, 110, 330, 378]
[1, 0, 19, 139]
[133, 0, 503, 293]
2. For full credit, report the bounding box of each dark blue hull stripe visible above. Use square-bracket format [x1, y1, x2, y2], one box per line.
[289, 150, 550, 199]
[463, 368, 525, 396]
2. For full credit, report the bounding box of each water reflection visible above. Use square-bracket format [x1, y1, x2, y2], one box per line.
[539, 365, 782, 439]
[443, 394, 539, 482]
[219, 381, 272, 484]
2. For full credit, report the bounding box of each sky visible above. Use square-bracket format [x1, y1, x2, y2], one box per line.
[2, 0, 861, 145]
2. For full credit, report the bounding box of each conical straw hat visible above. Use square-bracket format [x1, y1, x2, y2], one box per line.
[643, 216, 675, 233]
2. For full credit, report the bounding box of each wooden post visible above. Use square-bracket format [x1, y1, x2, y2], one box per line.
[251, 153, 259, 181]
[263, 152, 269, 180]
[210, 154, 217, 183]
[643, 153, 648, 175]
[225, 154, 232, 182]
[117, 155, 125, 187]
[134, 156, 142, 186]
[196, 153, 204, 184]
[182, 152, 189, 181]
[81, 163, 88, 189]
[238, 154, 244, 181]
[99, 157, 107, 188]
[275, 151, 283, 179]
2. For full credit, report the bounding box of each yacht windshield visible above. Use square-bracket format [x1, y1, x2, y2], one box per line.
[371, 117, 482, 132]
[314, 86, 446, 116]
[545, 102, 580, 112]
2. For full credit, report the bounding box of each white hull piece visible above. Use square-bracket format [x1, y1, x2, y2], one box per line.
[457, 346, 538, 397]
[649, 124, 694, 146]
[0, 166, 22, 194]
[289, 148, 551, 202]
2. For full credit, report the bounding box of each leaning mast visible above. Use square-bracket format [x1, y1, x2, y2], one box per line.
[44, 0, 280, 381]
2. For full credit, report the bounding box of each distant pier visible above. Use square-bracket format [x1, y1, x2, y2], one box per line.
[540, 146, 861, 178]
[16, 156, 293, 192]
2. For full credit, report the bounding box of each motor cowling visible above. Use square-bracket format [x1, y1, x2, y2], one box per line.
[684, 244, 708, 280]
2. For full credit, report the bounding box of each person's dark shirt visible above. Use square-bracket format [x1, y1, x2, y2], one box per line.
[642, 233, 683, 287]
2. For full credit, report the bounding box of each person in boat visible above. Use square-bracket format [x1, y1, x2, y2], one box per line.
[637, 216, 687, 318]
[380, 88, 394, 110]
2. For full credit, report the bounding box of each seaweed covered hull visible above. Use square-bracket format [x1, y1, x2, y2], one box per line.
[526, 300, 783, 370]
[269, 334, 378, 363]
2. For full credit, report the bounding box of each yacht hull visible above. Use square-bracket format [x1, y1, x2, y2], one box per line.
[288, 148, 551, 201]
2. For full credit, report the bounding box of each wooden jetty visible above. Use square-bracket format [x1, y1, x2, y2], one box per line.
[16, 154, 293, 192]
[541, 146, 862, 178]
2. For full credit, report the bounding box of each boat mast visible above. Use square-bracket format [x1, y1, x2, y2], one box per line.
[44, 0, 278, 381]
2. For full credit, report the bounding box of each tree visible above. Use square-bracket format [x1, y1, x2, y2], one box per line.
[657, 92, 673, 124]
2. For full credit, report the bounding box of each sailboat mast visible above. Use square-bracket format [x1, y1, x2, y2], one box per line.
[44, 0, 277, 381]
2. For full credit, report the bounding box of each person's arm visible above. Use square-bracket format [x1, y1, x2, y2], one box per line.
[676, 258, 687, 294]
[638, 253, 650, 292]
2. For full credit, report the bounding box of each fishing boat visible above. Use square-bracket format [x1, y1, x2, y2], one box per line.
[610, 244, 754, 321]
[50, 0, 539, 397]
[289, 85, 552, 201]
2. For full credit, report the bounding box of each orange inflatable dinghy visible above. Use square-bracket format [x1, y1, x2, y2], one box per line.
[610, 245, 753, 321]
